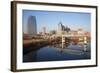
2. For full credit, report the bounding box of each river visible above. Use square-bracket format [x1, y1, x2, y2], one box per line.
[23, 43, 91, 62]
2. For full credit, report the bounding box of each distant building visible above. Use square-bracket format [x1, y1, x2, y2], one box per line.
[77, 29, 84, 35]
[84, 32, 91, 37]
[27, 16, 37, 35]
[57, 22, 70, 35]
[70, 31, 78, 36]
[42, 26, 46, 35]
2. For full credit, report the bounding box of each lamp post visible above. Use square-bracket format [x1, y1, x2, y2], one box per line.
[62, 35, 65, 49]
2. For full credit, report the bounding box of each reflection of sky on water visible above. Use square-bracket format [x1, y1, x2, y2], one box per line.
[23, 44, 91, 62]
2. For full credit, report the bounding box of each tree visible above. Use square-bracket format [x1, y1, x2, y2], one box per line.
[50, 30, 56, 34]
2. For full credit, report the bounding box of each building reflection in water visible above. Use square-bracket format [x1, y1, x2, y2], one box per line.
[23, 42, 90, 62]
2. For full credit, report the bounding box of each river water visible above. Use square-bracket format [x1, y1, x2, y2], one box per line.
[23, 43, 91, 62]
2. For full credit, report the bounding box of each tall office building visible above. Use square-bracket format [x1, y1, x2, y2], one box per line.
[27, 16, 37, 35]
[57, 22, 63, 35]
[57, 22, 70, 35]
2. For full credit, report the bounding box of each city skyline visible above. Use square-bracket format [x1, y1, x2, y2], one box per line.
[23, 10, 91, 34]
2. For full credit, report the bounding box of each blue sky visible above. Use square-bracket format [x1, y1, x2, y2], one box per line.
[23, 10, 91, 33]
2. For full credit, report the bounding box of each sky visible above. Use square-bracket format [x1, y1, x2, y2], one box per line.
[22, 10, 91, 33]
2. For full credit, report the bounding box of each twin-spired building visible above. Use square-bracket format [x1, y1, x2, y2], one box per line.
[57, 22, 70, 35]
[27, 16, 37, 35]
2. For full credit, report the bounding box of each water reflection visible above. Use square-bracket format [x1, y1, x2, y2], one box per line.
[23, 43, 90, 62]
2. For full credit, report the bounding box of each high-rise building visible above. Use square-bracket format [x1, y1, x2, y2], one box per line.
[57, 22, 63, 35]
[27, 16, 37, 35]
[57, 22, 70, 35]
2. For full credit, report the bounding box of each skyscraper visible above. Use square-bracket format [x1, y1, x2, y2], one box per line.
[57, 22, 63, 35]
[27, 16, 37, 35]
[57, 22, 70, 35]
